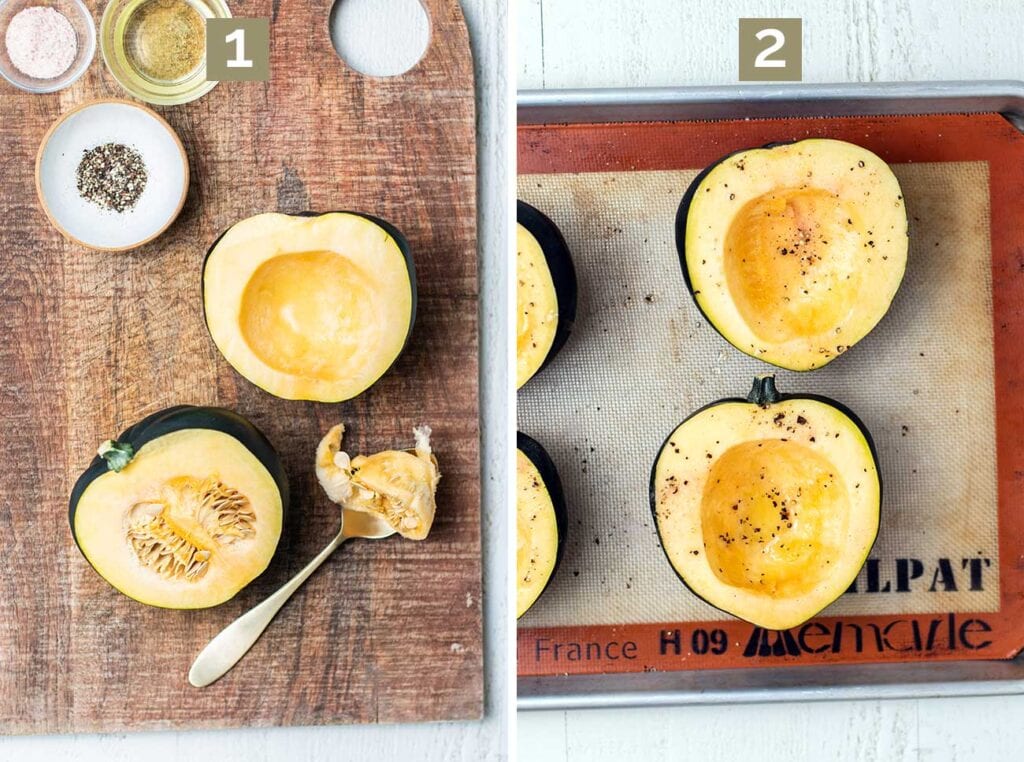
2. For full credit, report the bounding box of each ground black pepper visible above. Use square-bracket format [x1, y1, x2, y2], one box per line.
[76, 143, 148, 213]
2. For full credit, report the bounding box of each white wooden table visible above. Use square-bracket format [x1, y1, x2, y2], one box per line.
[0, 1, 507, 759]
[516, 1, 1024, 760]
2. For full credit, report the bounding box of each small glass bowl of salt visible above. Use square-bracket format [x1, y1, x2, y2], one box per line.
[0, 0, 95, 93]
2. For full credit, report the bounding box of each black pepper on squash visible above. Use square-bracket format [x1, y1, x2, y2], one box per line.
[676, 138, 908, 371]
[517, 432, 568, 618]
[517, 201, 577, 388]
[650, 376, 880, 630]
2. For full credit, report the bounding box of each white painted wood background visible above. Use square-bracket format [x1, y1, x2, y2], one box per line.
[516, 1, 1024, 760]
[517, 0, 1024, 89]
[0, 1, 508, 760]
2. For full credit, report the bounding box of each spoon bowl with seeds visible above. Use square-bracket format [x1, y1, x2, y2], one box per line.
[188, 423, 440, 688]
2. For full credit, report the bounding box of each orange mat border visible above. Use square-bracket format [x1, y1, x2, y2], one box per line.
[517, 112, 1024, 676]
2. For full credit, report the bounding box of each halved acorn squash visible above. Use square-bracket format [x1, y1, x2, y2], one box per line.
[517, 201, 577, 388]
[203, 211, 416, 402]
[651, 376, 880, 630]
[517, 432, 568, 618]
[677, 139, 908, 371]
[69, 406, 288, 609]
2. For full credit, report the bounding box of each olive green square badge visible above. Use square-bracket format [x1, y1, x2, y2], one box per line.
[206, 18, 270, 82]
[738, 18, 802, 82]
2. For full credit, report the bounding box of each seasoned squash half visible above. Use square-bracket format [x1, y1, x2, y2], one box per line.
[677, 139, 907, 371]
[204, 211, 415, 402]
[651, 376, 880, 630]
[69, 406, 287, 609]
[517, 432, 567, 618]
[517, 201, 577, 388]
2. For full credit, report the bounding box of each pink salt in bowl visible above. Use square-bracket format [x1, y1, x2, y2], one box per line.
[0, 0, 95, 93]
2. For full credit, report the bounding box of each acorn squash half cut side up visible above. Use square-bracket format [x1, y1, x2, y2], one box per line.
[517, 200, 577, 389]
[517, 432, 568, 618]
[677, 138, 908, 371]
[651, 376, 880, 630]
[69, 406, 288, 609]
[203, 211, 416, 402]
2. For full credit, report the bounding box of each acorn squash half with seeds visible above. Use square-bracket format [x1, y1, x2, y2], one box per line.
[677, 139, 907, 371]
[70, 406, 287, 609]
[651, 376, 880, 630]
[203, 212, 415, 402]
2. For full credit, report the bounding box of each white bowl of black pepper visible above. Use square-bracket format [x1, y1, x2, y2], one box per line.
[35, 98, 188, 251]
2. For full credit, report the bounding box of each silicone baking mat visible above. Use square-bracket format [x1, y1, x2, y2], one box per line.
[517, 113, 1024, 676]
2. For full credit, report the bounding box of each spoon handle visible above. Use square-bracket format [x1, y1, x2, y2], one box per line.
[188, 530, 347, 688]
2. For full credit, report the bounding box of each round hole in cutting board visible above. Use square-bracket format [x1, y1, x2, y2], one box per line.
[330, 0, 430, 77]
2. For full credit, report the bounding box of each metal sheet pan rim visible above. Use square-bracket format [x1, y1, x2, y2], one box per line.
[518, 79, 1024, 131]
[519, 676, 1024, 711]
[517, 79, 1024, 710]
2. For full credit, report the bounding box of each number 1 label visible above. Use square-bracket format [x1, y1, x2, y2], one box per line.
[224, 28, 254, 69]
[206, 19, 270, 82]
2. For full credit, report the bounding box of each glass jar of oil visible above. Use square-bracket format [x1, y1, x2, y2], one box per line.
[100, 0, 231, 105]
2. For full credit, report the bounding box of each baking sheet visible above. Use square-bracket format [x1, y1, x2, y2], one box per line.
[517, 103, 1024, 685]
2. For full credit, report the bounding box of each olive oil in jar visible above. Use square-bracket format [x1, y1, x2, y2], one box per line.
[123, 0, 206, 83]
[100, 0, 229, 104]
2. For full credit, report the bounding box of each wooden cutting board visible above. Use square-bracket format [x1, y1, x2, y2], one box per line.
[0, 0, 480, 734]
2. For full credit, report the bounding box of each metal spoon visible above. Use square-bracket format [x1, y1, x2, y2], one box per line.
[188, 508, 396, 688]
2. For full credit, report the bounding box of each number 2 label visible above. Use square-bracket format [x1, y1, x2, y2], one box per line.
[754, 28, 787, 68]
[738, 18, 802, 81]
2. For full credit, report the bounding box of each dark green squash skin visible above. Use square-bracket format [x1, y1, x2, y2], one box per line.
[517, 200, 578, 383]
[648, 376, 882, 630]
[201, 211, 417, 402]
[674, 141, 815, 367]
[69, 406, 289, 548]
[517, 431, 569, 619]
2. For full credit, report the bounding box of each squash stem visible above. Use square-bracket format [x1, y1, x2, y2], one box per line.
[747, 374, 780, 406]
[98, 440, 135, 473]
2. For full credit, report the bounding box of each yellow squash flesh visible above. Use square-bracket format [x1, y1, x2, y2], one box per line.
[516, 448, 560, 618]
[516, 222, 558, 389]
[685, 139, 907, 370]
[204, 212, 414, 401]
[73, 429, 283, 609]
[652, 393, 879, 630]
